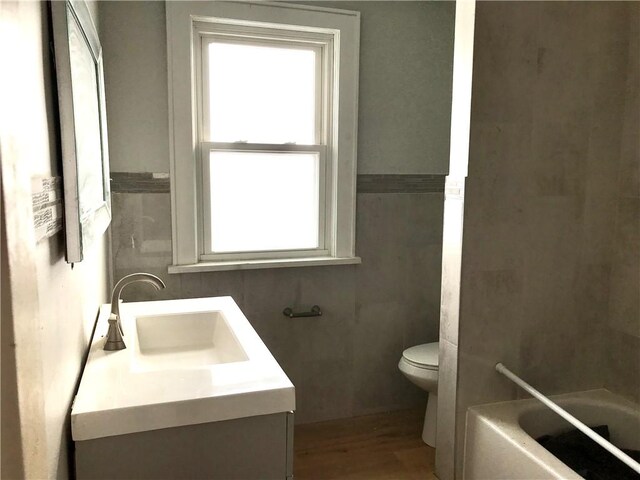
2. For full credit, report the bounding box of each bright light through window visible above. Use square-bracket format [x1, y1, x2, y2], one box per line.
[209, 151, 320, 253]
[208, 42, 317, 144]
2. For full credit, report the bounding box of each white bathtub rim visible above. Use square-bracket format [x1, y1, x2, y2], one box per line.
[468, 389, 637, 416]
[477, 413, 577, 479]
[463, 389, 640, 480]
[464, 408, 580, 479]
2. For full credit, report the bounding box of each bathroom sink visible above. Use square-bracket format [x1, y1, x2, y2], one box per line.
[71, 296, 295, 441]
[132, 311, 248, 372]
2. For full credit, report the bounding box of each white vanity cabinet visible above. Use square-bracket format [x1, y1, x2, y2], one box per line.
[72, 297, 295, 479]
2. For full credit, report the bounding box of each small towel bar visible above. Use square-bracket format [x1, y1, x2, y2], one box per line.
[282, 305, 322, 318]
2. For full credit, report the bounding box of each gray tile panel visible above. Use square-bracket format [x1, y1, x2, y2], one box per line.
[110, 188, 445, 423]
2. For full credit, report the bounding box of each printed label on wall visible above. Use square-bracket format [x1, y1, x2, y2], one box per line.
[32, 176, 63, 242]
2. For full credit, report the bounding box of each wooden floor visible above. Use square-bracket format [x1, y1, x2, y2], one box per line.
[294, 408, 436, 480]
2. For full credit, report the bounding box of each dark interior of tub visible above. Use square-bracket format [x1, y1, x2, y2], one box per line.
[519, 405, 640, 480]
[536, 425, 640, 480]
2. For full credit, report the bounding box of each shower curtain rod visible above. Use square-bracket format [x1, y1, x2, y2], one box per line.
[495, 362, 640, 474]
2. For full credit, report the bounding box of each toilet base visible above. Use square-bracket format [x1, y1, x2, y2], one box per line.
[422, 392, 438, 447]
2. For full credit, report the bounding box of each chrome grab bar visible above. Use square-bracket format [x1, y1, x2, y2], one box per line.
[495, 362, 640, 474]
[283, 305, 322, 318]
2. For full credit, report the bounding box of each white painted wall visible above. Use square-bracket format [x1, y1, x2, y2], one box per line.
[435, 2, 475, 479]
[100, 0, 455, 175]
[0, 1, 108, 478]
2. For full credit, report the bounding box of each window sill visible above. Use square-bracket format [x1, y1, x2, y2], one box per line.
[168, 256, 361, 274]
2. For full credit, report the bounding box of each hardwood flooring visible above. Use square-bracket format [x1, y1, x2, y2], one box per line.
[294, 408, 437, 480]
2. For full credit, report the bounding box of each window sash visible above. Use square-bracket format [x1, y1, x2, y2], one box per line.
[199, 143, 330, 260]
[197, 28, 331, 146]
[195, 21, 334, 261]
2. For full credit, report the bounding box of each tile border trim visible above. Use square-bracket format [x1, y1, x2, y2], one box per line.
[111, 172, 445, 194]
[356, 174, 445, 193]
[110, 172, 170, 193]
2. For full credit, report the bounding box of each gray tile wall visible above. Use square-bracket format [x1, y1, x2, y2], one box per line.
[606, 6, 640, 404]
[110, 190, 444, 423]
[100, 0, 455, 424]
[455, 2, 639, 476]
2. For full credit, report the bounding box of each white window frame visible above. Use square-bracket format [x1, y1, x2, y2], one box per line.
[166, 1, 361, 273]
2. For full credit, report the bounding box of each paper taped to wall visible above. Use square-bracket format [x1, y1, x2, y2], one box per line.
[32, 176, 63, 242]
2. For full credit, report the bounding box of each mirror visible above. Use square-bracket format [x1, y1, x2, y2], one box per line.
[51, 0, 111, 263]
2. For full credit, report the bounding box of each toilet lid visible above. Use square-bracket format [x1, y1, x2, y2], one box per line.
[402, 342, 439, 368]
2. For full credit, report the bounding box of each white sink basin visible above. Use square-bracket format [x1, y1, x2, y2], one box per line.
[133, 311, 248, 372]
[71, 297, 295, 441]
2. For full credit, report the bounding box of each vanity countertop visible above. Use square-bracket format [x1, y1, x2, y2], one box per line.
[72, 296, 295, 441]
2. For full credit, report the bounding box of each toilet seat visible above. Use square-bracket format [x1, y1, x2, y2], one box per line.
[402, 342, 439, 370]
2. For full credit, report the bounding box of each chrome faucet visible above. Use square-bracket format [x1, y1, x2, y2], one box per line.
[104, 273, 167, 351]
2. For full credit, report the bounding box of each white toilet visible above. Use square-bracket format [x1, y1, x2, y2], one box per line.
[398, 341, 439, 447]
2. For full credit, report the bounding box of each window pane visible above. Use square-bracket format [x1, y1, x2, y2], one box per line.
[209, 151, 320, 253]
[208, 42, 317, 144]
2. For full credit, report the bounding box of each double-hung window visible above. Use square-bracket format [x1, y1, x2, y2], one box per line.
[167, 2, 360, 272]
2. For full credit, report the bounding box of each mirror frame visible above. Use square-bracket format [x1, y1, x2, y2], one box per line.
[50, 0, 111, 263]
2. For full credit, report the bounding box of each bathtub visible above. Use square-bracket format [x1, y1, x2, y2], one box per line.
[463, 389, 640, 479]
